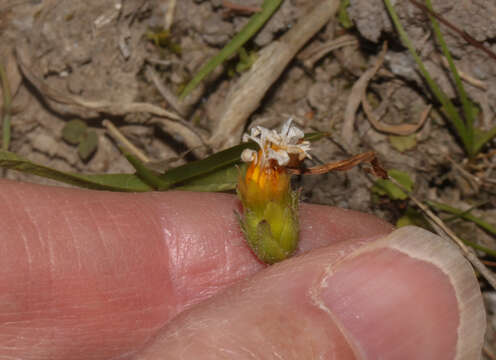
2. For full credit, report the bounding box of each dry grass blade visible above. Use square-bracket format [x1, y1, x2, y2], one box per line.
[209, 0, 340, 150]
[15, 45, 207, 156]
[388, 176, 496, 290]
[439, 57, 487, 91]
[164, 0, 176, 31]
[297, 34, 359, 69]
[102, 119, 150, 163]
[145, 66, 190, 116]
[342, 42, 388, 147]
[362, 94, 431, 135]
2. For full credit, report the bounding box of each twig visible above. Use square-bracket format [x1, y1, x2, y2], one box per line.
[342, 41, 388, 147]
[102, 119, 150, 163]
[145, 66, 189, 116]
[297, 34, 358, 69]
[164, 0, 176, 31]
[439, 56, 487, 90]
[388, 176, 496, 290]
[146, 58, 173, 67]
[446, 154, 482, 189]
[209, 0, 341, 150]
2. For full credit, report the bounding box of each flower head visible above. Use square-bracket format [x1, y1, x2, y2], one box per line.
[237, 119, 311, 264]
[240, 118, 312, 169]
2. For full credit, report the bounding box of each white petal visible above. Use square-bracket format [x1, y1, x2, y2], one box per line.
[242, 133, 251, 142]
[286, 126, 304, 143]
[250, 127, 261, 137]
[280, 118, 293, 137]
[267, 148, 290, 166]
[241, 149, 257, 163]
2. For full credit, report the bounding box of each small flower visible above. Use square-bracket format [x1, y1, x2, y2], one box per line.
[237, 119, 311, 264]
[240, 118, 311, 168]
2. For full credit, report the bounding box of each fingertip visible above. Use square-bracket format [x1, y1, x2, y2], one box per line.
[319, 226, 485, 360]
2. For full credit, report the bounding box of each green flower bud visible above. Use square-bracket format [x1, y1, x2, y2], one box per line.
[237, 118, 311, 264]
[238, 166, 299, 263]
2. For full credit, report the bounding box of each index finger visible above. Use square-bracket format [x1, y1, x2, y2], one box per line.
[0, 179, 392, 359]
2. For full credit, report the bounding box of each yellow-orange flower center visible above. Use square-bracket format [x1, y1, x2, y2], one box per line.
[239, 150, 290, 209]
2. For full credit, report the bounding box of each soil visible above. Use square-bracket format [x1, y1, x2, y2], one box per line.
[1, 0, 495, 356]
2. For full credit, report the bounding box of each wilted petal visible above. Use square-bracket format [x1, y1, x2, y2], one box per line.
[241, 149, 257, 163]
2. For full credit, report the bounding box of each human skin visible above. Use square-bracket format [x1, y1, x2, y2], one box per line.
[0, 179, 484, 359]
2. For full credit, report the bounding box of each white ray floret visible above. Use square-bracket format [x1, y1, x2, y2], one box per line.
[241, 118, 312, 167]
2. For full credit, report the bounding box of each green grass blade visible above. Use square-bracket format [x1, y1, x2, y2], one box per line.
[462, 238, 496, 258]
[124, 151, 172, 190]
[176, 163, 247, 192]
[158, 142, 258, 187]
[179, 0, 283, 99]
[428, 200, 496, 236]
[428, 200, 496, 258]
[473, 126, 496, 155]
[0, 150, 152, 191]
[80, 174, 153, 192]
[425, 0, 476, 155]
[0, 63, 12, 151]
[383, 0, 470, 150]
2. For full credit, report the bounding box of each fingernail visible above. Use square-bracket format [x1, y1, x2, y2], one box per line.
[317, 226, 485, 360]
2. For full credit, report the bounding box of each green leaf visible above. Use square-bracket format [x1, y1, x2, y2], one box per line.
[78, 130, 98, 161]
[371, 169, 413, 200]
[0, 150, 152, 191]
[124, 151, 172, 190]
[473, 126, 496, 155]
[177, 163, 247, 192]
[389, 134, 417, 152]
[235, 47, 258, 73]
[158, 142, 258, 188]
[180, 0, 283, 98]
[338, 0, 353, 29]
[0, 62, 12, 151]
[62, 119, 87, 145]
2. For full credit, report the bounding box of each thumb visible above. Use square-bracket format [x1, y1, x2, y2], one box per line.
[136, 226, 485, 360]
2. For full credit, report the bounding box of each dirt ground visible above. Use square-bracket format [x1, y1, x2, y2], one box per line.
[1, 0, 496, 356]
